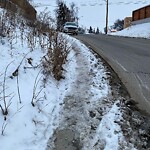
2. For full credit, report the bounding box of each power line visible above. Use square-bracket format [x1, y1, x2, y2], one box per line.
[32, 1, 149, 8]
[80, 1, 149, 7]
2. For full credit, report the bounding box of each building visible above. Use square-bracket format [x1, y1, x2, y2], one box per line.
[132, 5, 150, 25]
[124, 17, 132, 28]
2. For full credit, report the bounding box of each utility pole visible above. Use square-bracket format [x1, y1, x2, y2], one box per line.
[105, 0, 108, 34]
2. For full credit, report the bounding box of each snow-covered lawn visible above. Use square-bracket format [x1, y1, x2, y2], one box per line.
[109, 22, 150, 39]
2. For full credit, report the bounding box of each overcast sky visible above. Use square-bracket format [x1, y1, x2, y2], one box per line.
[33, 0, 149, 31]
[64, 0, 149, 31]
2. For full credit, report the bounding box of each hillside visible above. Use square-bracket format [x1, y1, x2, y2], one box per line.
[109, 22, 150, 39]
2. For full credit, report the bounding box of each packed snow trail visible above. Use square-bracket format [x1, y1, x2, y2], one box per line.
[46, 39, 125, 150]
[45, 38, 150, 150]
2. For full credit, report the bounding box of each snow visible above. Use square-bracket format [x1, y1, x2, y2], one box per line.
[0, 14, 77, 149]
[0, 1, 150, 150]
[109, 22, 150, 39]
[90, 101, 122, 150]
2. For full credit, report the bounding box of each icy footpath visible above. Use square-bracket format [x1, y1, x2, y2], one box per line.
[46, 38, 126, 150]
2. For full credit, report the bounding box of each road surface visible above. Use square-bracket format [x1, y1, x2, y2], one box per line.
[76, 34, 150, 114]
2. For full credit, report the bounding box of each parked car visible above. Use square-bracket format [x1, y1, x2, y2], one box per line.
[63, 22, 78, 35]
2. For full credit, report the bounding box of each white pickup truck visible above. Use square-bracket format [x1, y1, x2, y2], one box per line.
[63, 22, 78, 35]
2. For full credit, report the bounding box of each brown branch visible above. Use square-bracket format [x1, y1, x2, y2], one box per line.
[2, 61, 14, 118]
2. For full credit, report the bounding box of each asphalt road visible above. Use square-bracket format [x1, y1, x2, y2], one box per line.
[76, 34, 150, 114]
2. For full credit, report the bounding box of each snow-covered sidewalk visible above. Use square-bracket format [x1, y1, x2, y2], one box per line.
[45, 38, 129, 150]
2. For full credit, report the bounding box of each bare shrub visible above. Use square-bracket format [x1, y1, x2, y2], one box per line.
[11, 52, 30, 104]
[1, 122, 8, 136]
[0, 9, 26, 48]
[42, 33, 71, 81]
[36, 8, 55, 32]
[0, 7, 72, 111]
[0, 61, 14, 120]
[31, 70, 44, 107]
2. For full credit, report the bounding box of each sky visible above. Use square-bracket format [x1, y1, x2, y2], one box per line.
[39, 0, 149, 31]
[63, 0, 150, 31]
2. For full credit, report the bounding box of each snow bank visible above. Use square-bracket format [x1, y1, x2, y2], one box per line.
[110, 23, 150, 39]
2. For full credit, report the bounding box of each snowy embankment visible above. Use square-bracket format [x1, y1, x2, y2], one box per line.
[0, 30, 75, 150]
[109, 22, 150, 39]
[0, 8, 76, 149]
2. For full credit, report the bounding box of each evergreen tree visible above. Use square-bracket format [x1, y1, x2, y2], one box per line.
[89, 26, 93, 33]
[55, 0, 70, 31]
[111, 19, 124, 31]
[55, 0, 78, 31]
[96, 27, 99, 34]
